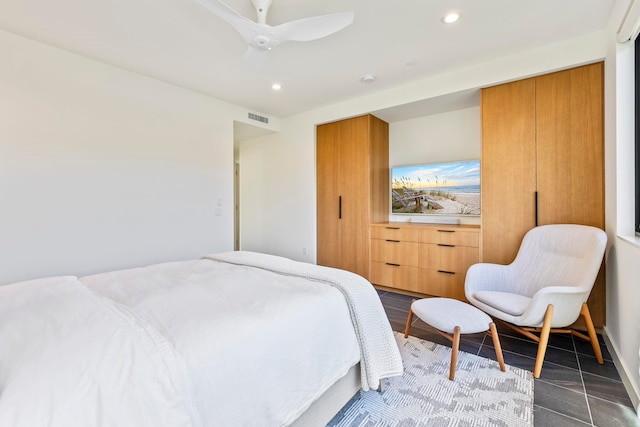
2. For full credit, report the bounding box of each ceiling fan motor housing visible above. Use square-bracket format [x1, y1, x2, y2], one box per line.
[253, 34, 273, 50]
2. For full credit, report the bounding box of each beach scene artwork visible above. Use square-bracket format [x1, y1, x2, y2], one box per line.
[391, 160, 480, 215]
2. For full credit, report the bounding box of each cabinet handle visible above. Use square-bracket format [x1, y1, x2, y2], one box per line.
[385, 227, 400, 230]
[437, 229, 455, 233]
[534, 191, 538, 227]
[386, 262, 401, 267]
[339, 196, 342, 219]
[437, 244, 455, 247]
[437, 270, 456, 275]
[386, 239, 401, 243]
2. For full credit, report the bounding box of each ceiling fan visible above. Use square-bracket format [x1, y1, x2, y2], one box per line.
[195, 0, 354, 68]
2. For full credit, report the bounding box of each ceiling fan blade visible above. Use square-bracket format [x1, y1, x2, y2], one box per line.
[195, 0, 256, 42]
[271, 11, 354, 43]
[244, 45, 269, 69]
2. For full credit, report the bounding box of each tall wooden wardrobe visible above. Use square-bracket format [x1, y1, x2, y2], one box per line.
[481, 62, 605, 327]
[316, 114, 389, 280]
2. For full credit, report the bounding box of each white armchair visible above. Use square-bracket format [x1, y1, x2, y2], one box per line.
[465, 224, 607, 378]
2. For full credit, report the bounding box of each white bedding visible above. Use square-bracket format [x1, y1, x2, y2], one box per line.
[80, 257, 362, 427]
[203, 251, 404, 391]
[0, 253, 401, 427]
[0, 276, 195, 427]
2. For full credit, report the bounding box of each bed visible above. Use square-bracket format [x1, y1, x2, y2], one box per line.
[0, 251, 403, 426]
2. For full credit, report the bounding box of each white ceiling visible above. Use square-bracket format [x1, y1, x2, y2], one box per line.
[0, 0, 616, 119]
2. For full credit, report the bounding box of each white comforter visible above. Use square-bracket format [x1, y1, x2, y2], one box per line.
[0, 252, 402, 427]
[80, 256, 363, 426]
[0, 276, 195, 427]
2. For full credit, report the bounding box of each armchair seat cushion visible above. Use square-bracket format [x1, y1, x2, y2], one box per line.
[473, 291, 532, 317]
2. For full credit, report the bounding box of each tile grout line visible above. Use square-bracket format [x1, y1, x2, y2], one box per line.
[534, 404, 592, 426]
[477, 333, 487, 357]
[573, 335, 596, 426]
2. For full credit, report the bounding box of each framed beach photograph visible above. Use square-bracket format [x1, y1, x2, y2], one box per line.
[391, 160, 480, 215]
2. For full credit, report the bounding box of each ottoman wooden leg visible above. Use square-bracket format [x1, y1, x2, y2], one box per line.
[489, 322, 506, 372]
[449, 326, 461, 381]
[404, 299, 416, 338]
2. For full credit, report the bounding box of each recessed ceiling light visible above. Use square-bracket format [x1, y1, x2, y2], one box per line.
[442, 12, 461, 24]
[271, 83, 282, 90]
[361, 74, 376, 83]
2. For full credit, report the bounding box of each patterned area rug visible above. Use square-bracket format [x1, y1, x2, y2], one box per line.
[328, 332, 533, 427]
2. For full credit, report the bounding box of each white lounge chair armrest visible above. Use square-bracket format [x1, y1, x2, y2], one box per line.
[465, 263, 514, 298]
[518, 286, 591, 328]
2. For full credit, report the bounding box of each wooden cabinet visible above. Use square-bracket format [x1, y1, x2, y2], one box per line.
[481, 62, 605, 327]
[370, 223, 480, 299]
[316, 115, 389, 279]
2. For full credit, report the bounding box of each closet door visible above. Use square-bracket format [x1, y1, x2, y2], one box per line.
[481, 79, 537, 264]
[317, 115, 388, 279]
[535, 63, 605, 327]
[316, 121, 341, 269]
[338, 116, 371, 277]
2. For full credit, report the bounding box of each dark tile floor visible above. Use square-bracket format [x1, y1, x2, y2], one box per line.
[377, 289, 640, 427]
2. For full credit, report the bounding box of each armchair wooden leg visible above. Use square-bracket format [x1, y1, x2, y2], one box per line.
[489, 322, 506, 372]
[449, 326, 461, 381]
[534, 304, 554, 379]
[404, 299, 416, 338]
[581, 303, 604, 365]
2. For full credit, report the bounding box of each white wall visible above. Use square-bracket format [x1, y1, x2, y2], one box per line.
[0, 29, 258, 284]
[389, 107, 481, 225]
[238, 118, 316, 261]
[603, 0, 640, 410]
[389, 107, 481, 168]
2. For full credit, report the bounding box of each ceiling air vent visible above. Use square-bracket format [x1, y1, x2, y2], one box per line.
[248, 112, 269, 124]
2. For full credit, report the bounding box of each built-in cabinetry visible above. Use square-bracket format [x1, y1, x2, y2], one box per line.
[316, 114, 389, 280]
[481, 62, 605, 327]
[370, 222, 480, 300]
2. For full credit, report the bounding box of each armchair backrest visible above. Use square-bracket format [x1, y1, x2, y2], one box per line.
[509, 224, 607, 297]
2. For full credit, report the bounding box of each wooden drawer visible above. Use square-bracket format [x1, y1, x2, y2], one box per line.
[371, 225, 417, 242]
[419, 244, 479, 272]
[370, 261, 419, 291]
[418, 228, 479, 247]
[418, 268, 467, 300]
[371, 239, 419, 266]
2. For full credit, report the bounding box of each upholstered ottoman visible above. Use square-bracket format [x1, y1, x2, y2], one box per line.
[404, 297, 506, 380]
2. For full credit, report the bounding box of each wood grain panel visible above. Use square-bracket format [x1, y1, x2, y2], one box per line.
[481, 80, 537, 265]
[370, 261, 419, 290]
[338, 115, 370, 277]
[418, 228, 479, 247]
[535, 63, 605, 328]
[371, 224, 418, 241]
[419, 244, 479, 272]
[317, 115, 389, 280]
[418, 268, 466, 300]
[316, 122, 341, 268]
[371, 239, 419, 266]
[535, 63, 604, 227]
[370, 117, 390, 224]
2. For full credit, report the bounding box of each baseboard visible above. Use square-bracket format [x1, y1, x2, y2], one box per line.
[603, 326, 640, 412]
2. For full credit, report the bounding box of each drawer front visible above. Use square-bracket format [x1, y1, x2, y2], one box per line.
[371, 239, 419, 266]
[370, 261, 419, 291]
[418, 228, 479, 247]
[371, 225, 417, 242]
[418, 268, 466, 300]
[419, 244, 479, 272]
